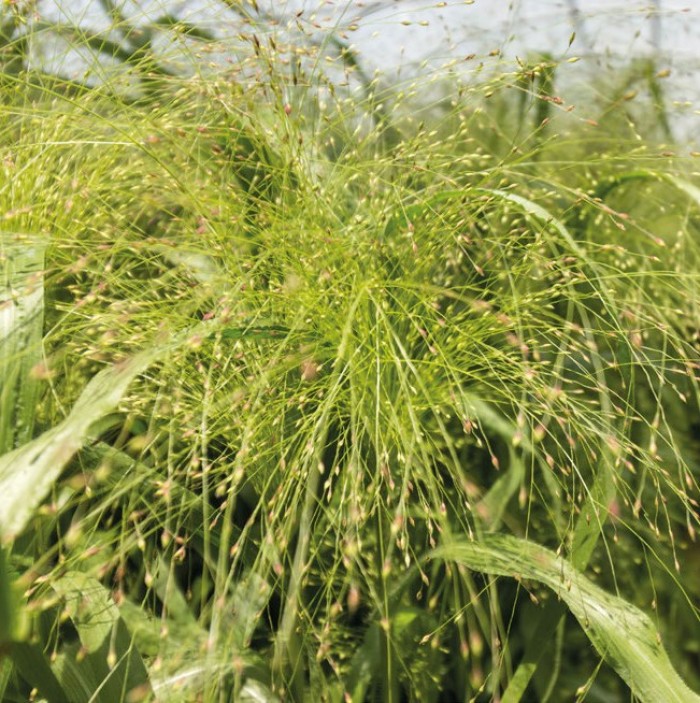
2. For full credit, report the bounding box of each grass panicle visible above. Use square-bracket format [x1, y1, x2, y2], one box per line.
[0, 2, 699, 702]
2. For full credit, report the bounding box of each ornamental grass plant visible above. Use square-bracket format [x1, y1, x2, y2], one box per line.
[0, 2, 699, 702]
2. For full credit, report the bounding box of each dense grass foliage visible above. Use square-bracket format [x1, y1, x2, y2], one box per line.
[1, 3, 700, 702]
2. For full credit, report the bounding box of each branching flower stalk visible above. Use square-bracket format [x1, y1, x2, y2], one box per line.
[0, 3, 698, 703]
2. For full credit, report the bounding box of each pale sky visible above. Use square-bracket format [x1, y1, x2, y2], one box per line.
[31, 1, 700, 141]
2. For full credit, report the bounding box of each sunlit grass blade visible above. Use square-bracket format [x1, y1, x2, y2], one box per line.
[0, 321, 216, 542]
[0, 235, 45, 454]
[430, 534, 700, 703]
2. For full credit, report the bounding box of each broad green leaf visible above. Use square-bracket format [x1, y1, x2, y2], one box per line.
[0, 235, 45, 454]
[0, 321, 216, 542]
[0, 546, 15, 645]
[501, 600, 566, 703]
[0, 546, 26, 645]
[220, 324, 291, 342]
[152, 557, 200, 629]
[218, 572, 271, 652]
[0, 355, 155, 542]
[11, 642, 70, 703]
[117, 601, 167, 658]
[49, 622, 151, 703]
[118, 598, 209, 677]
[570, 452, 617, 571]
[430, 534, 700, 703]
[51, 572, 121, 654]
[50, 571, 151, 703]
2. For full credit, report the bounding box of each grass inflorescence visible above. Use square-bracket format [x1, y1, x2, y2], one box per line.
[1, 2, 699, 702]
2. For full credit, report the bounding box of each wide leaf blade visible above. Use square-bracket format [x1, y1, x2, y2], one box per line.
[0, 321, 214, 542]
[430, 534, 700, 703]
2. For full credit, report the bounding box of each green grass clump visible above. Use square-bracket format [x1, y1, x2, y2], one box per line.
[1, 5, 700, 702]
